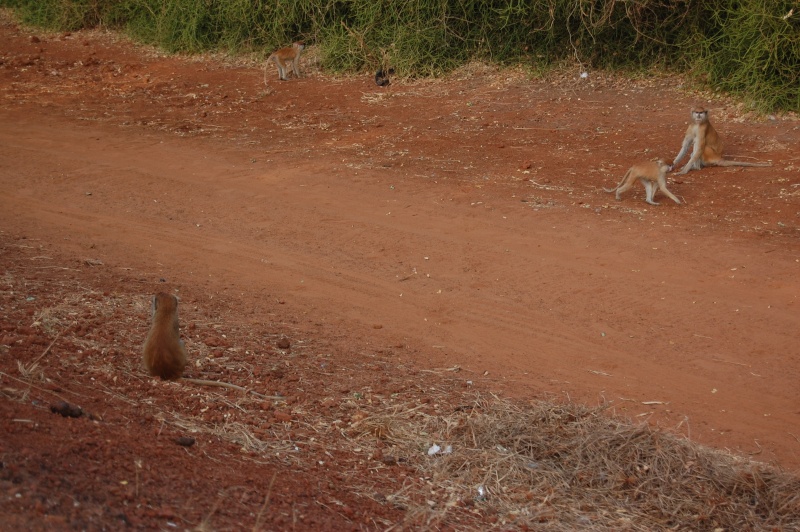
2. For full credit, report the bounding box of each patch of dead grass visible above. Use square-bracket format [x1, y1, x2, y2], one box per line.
[348, 394, 800, 530]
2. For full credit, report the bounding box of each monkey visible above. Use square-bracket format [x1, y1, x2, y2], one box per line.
[604, 160, 681, 206]
[142, 292, 188, 380]
[141, 293, 278, 399]
[265, 41, 304, 83]
[375, 67, 395, 87]
[673, 107, 772, 175]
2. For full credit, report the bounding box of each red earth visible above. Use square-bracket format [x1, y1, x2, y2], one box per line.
[1, 11, 799, 530]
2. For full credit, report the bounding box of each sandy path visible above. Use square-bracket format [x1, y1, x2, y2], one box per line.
[2, 107, 798, 468]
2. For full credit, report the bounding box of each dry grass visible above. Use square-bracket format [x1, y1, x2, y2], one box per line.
[2, 242, 800, 530]
[348, 395, 800, 530]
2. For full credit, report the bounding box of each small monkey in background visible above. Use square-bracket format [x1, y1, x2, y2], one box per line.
[375, 67, 395, 87]
[604, 160, 681, 206]
[265, 41, 304, 82]
[673, 107, 772, 175]
[143, 292, 187, 380]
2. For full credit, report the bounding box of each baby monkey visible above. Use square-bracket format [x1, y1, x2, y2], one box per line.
[604, 160, 681, 206]
[143, 292, 187, 380]
[673, 107, 771, 174]
[266, 41, 304, 82]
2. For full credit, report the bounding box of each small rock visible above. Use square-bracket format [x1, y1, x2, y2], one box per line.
[0, 335, 16, 345]
[350, 410, 368, 423]
[50, 401, 83, 418]
[276, 337, 291, 349]
[175, 436, 195, 447]
[204, 335, 227, 347]
[273, 411, 292, 423]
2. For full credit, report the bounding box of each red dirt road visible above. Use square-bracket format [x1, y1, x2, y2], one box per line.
[1, 13, 799, 529]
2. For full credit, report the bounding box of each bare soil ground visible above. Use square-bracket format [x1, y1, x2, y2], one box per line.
[1, 11, 799, 530]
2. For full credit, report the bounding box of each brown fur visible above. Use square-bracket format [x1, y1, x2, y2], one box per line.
[673, 107, 771, 174]
[141, 294, 268, 394]
[142, 292, 187, 380]
[265, 42, 304, 82]
[604, 160, 681, 206]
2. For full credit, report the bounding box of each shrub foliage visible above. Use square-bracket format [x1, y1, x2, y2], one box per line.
[1, 0, 798, 112]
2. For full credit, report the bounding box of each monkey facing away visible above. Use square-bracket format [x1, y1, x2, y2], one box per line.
[604, 160, 681, 206]
[266, 41, 304, 82]
[143, 292, 188, 380]
[673, 107, 772, 175]
[141, 292, 276, 397]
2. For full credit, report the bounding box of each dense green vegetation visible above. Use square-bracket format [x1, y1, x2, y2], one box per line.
[1, 0, 798, 112]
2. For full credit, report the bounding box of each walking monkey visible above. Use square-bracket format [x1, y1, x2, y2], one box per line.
[604, 160, 681, 206]
[266, 42, 304, 82]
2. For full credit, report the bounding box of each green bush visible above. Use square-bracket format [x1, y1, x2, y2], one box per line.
[1, 0, 797, 112]
[697, 0, 799, 112]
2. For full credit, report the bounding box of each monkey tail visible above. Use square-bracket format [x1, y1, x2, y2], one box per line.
[603, 169, 630, 193]
[713, 159, 771, 168]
